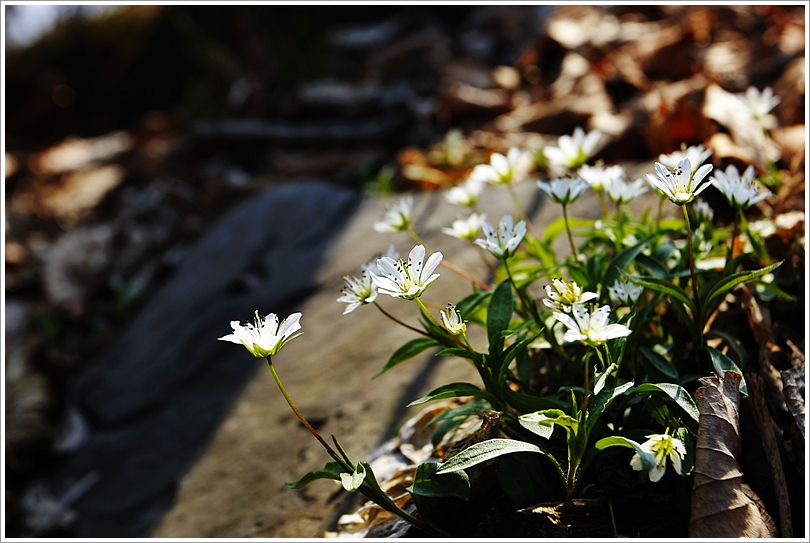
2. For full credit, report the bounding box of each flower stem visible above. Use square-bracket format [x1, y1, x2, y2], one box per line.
[562, 203, 579, 260]
[266, 357, 350, 470]
[682, 205, 704, 347]
[507, 182, 539, 239]
[504, 259, 539, 323]
[725, 208, 741, 272]
[596, 190, 610, 217]
[655, 195, 665, 230]
[373, 302, 429, 337]
[407, 228, 492, 291]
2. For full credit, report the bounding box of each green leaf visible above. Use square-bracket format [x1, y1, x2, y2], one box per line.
[456, 291, 491, 320]
[407, 462, 470, 500]
[585, 381, 634, 433]
[504, 387, 567, 413]
[639, 346, 679, 380]
[407, 382, 498, 407]
[436, 439, 563, 481]
[619, 270, 694, 312]
[374, 338, 441, 378]
[435, 347, 477, 361]
[340, 462, 367, 492]
[705, 330, 747, 370]
[519, 409, 579, 439]
[634, 383, 699, 422]
[593, 363, 618, 395]
[603, 235, 654, 292]
[331, 435, 354, 468]
[635, 253, 672, 280]
[487, 281, 514, 348]
[706, 346, 748, 396]
[702, 261, 783, 312]
[594, 436, 655, 472]
[286, 461, 345, 489]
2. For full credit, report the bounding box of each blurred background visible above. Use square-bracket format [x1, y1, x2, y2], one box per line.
[4, 3, 805, 538]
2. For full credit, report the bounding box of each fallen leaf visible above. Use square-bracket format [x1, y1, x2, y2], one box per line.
[689, 371, 776, 537]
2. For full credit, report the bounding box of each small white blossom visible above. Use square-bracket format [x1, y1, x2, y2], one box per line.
[608, 279, 644, 305]
[543, 279, 598, 312]
[553, 303, 631, 347]
[739, 86, 780, 129]
[442, 213, 487, 241]
[692, 198, 714, 224]
[440, 304, 467, 335]
[543, 127, 601, 170]
[630, 434, 687, 483]
[337, 273, 377, 314]
[578, 164, 625, 191]
[474, 215, 526, 259]
[645, 158, 713, 205]
[369, 244, 442, 300]
[536, 176, 589, 205]
[606, 177, 649, 205]
[374, 196, 414, 233]
[219, 311, 303, 357]
[469, 147, 524, 185]
[445, 177, 486, 207]
[658, 144, 713, 174]
[361, 244, 400, 275]
[711, 164, 771, 209]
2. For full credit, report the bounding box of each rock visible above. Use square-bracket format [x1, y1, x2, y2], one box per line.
[46, 180, 360, 537]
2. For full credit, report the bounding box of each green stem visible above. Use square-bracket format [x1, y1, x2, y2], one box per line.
[416, 297, 468, 350]
[656, 195, 665, 231]
[725, 208, 741, 273]
[596, 190, 610, 217]
[267, 357, 350, 470]
[507, 182, 539, 239]
[504, 259, 538, 323]
[562, 203, 579, 260]
[373, 301, 429, 337]
[682, 205, 704, 348]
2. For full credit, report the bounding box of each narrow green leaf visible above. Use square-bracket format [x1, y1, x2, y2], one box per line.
[635, 253, 671, 280]
[487, 281, 514, 347]
[286, 461, 344, 489]
[639, 346, 679, 379]
[407, 462, 470, 500]
[374, 338, 441, 378]
[594, 436, 655, 472]
[634, 383, 700, 422]
[456, 291, 491, 319]
[331, 435, 354, 468]
[705, 330, 747, 370]
[603, 235, 654, 291]
[504, 387, 567, 413]
[702, 261, 783, 310]
[435, 347, 477, 361]
[585, 381, 634, 433]
[619, 270, 694, 311]
[593, 363, 618, 395]
[706, 346, 748, 396]
[436, 438, 563, 481]
[407, 382, 497, 407]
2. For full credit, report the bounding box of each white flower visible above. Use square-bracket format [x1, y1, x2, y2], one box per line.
[658, 144, 713, 173]
[474, 215, 526, 259]
[630, 434, 687, 483]
[337, 273, 377, 314]
[543, 127, 601, 170]
[470, 147, 524, 185]
[442, 212, 487, 241]
[692, 198, 714, 224]
[645, 158, 714, 205]
[543, 279, 598, 312]
[374, 196, 414, 233]
[553, 303, 631, 347]
[739, 86, 780, 129]
[440, 304, 467, 335]
[369, 244, 442, 300]
[536, 176, 589, 205]
[445, 177, 486, 207]
[219, 311, 303, 357]
[711, 164, 771, 209]
[361, 244, 400, 275]
[606, 177, 648, 205]
[578, 164, 625, 191]
[608, 279, 644, 305]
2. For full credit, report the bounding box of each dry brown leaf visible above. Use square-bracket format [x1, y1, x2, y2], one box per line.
[689, 372, 776, 537]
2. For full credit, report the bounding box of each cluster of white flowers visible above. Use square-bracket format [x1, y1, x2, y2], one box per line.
[711, 164, 771, 210]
